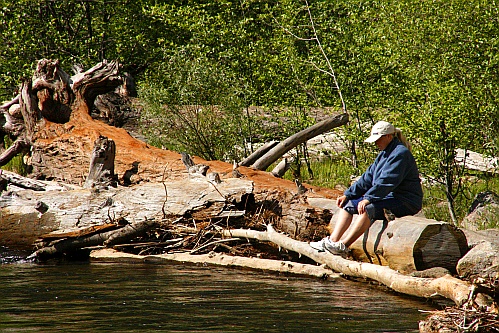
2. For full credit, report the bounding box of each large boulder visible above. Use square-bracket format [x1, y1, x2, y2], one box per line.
[457, 241, 499, 280]
[461, 191, 499, 231]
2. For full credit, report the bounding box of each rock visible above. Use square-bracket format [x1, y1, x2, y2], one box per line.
[457, 241, 499, 280]
[461, 191, 499, 231]
[461, 228, 499, 248]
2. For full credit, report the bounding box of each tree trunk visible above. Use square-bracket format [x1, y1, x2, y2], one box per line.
[0, 176, 254, 248]
[331, 214, 469, 274]
[251, 113, 349, 171]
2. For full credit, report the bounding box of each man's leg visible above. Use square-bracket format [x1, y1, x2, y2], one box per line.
[330, 208, 353, 242]
[340, 212, 371, 248]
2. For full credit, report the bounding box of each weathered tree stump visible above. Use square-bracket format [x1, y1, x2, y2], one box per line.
[84, 136, 117, 189]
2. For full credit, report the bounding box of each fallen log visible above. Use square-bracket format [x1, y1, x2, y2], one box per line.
[0, 177, 254, 248]
[332, 215, 469, 274]
[221, 225, 491, 308]
[90, 247, 339, 279]
[251, 113, 349, 171]
[0, 169, 50, 191]
[239, 140, 279, 167]
[271, 157, 289, 178]
[29, 218, 158, 260]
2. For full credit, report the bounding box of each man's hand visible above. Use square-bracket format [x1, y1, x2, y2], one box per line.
[357, 199, 370, 214]
[336, 195, 348, 208]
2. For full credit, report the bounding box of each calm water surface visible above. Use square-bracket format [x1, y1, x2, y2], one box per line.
[0, 249, 437, 333]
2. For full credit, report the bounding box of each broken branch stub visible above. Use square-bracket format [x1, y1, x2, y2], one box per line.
[84, 136, 117, 189]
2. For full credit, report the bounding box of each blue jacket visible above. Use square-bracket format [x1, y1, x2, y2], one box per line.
[344, 138, 423, 210]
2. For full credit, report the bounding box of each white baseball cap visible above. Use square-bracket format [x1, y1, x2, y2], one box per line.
[364, 121, 395, 143]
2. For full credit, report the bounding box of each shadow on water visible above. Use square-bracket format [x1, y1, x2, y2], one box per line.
[0, 248, 439, 333]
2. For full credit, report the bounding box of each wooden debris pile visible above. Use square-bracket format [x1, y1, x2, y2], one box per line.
[419, 305, 499, 332]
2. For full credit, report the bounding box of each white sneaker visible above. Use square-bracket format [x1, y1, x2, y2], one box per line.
[323, 238, 347, 255]
[309, 238, 327, 252]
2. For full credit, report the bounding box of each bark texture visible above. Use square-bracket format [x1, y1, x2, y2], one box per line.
[335, 215, 469, 274]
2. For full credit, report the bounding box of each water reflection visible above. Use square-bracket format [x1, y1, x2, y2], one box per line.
[0, 254, 436, 332]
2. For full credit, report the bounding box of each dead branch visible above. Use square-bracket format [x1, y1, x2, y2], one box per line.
[90, 247, 338, 279]
[221, 225, 491, 308]
[30, 218, 158, 260]
[252, 113, 348, 170]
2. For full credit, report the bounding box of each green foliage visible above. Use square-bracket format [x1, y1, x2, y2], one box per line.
[139, 51, 250, 161]
[0, 155, 28, 176]
[422, 174, 499, 228]
[286, 156, 357, 190]
[2, 0, 499, 225]
[0, 0, 165, 100]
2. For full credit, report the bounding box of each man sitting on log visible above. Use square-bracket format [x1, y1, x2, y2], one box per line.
[310, 121, 423, 255]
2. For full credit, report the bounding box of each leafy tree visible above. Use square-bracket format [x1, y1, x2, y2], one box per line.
[0, 0, 165, 100]
[139, 50, 250, 161]
[378, 0, 499, 223]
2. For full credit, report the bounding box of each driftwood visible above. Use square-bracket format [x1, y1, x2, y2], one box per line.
[332, 215, 469, 274]
[0, 170, 50, 191]
[221, 225, 490, 308]
[0, 176, 254, 248]
[271, 157, 289, 178]
[239, 140, 279, 167]
[87, 223, 492, 308]
[251, 113, 349, 171]
[90, 248, 339, 279]
[30, 218, 158, 260]
[0, 139, 29, 166]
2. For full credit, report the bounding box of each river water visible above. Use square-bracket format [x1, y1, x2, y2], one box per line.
[0, 248, 438, 333]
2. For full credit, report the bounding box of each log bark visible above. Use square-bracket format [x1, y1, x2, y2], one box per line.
[334, 215, 469, 274]
[251, 113, 349, 170]
[239, 140, 279, 167]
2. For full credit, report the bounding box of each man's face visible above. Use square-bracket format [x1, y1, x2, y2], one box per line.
[375, 134, 392, 150]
